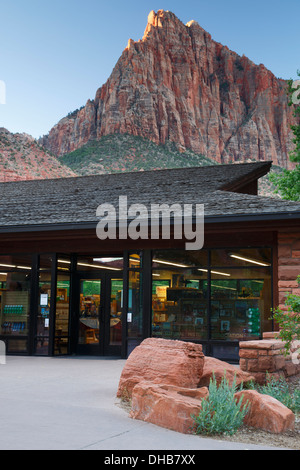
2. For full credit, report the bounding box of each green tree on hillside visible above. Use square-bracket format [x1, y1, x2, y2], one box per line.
[269, 71, 300, 201]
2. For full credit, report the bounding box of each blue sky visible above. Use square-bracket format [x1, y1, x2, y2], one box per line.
[0, 0, 298, 139]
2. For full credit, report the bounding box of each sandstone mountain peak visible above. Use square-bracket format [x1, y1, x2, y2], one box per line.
[41, 10, 298, 169]
[186, 20, 200, 28]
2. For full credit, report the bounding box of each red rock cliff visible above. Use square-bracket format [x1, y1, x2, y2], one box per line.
[41, 10, 297, 168]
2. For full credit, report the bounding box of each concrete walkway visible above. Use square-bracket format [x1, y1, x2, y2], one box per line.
[0, 356, 286, 450]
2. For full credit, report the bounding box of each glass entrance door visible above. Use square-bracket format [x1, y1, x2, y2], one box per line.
[77, 274, 123, 355]
[78, 278, 102, 354]
[108, 278, 123, 353]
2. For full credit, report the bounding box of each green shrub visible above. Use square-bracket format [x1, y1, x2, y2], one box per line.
[192, 374, 249, 436]
[272, 274, 300, 354]
[255, 374, 300, 414]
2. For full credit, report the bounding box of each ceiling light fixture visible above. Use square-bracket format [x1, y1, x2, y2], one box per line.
[153, 259, 189, 268]
[93, 257, 123, 263]
[229, 254, 270, 267]
[211, 283, 236, 291]
[198, 268, 231, 277]
[77, 262, 121, 271]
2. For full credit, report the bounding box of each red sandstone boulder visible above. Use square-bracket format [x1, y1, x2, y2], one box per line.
[130, 381, 208, 434]
[198, 356, 255, 387]
[117, 338, 204, 398]
[234, 390, 295, 433]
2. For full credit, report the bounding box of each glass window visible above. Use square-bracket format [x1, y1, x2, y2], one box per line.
[57, 256, 71, 272]
[6, 339, 28, 353]
[78, 279, 101, 346]
[152, 249, 208, 268]
[151, 248, 273, 350]
[0, 271, 31, 339]
[152, 268, 208, 341]
[0, 254, 33, 272]
[129, 252, 141, 268]
[210, 267, 272, 341]
[109, 278, 123, 346]
[36, 273, 51, 354]
[55, 273, 70, 355]
[211, 248, 272, 267]
[39, 254, 53, 270]
[127, 270, 143, 338]
[77, 255, 123, 272]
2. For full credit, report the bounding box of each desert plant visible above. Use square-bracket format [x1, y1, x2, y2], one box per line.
[272, 274, 300, 354]
[192, 374, 249, 436]
[249, 373, 300, 414]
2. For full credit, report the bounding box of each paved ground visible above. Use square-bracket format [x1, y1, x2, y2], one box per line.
[0, 356, 287, 451]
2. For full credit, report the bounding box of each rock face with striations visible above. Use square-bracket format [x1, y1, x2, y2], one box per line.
[41, 10, 297, 168]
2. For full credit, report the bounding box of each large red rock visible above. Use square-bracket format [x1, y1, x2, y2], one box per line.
[117, 338, 204, 398]
[42, 10, 297, 170]
[130, 381, 208, 434]
[198, 356, 255, 387]
[234, 390, 295, 433]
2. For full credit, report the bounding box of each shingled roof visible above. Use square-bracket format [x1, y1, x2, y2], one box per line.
[0, 161, 300, 231]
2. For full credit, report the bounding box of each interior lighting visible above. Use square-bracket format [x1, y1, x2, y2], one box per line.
[153, 259, 189, 268]
[198, 268, 231, 277]
[77, 262, 121, 271]
[229, 254, 270, 267]
[211, 284, 237, 291]
[93, 258, 123, 263]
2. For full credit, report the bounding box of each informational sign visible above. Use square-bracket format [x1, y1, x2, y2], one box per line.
[156, 285, 167, 298]
[40, 293, 48, 306]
